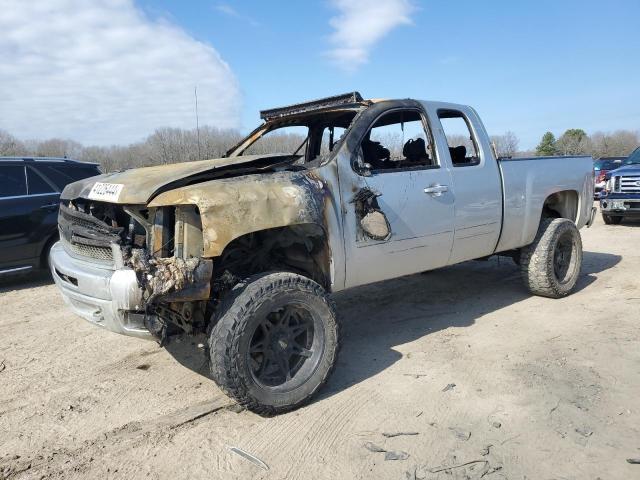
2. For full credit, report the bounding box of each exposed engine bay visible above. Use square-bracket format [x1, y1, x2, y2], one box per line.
[58, 199, 214, 341]
[58, 193, 329, 343]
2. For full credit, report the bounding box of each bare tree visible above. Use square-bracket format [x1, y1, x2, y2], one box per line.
[491, 131, 519, 158]
[589, 130, 640, 158]
[0, 130, 27, 156]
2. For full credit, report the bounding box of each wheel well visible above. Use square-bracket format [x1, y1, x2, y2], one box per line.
[40, 232, 59, 269]
[542, 190, 579, 222]
[211, 224, 331, 295]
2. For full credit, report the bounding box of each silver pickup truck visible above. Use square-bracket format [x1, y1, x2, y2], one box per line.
[51, 93, 595, 413]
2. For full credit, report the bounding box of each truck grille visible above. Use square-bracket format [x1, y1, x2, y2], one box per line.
[58, 203, 124, 266]
[619, 175, 640, 193]
[66, 241, 114, 262]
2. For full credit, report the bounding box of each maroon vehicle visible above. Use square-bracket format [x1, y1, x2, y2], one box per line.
[593, 157, 624, 197]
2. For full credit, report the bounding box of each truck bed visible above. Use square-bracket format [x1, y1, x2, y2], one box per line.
[495, 155, 594, 253]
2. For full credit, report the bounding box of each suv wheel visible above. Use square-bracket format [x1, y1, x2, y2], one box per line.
[520, 218, 583, 298]
[602, 213, 623, 225]
[208, 272, 339, 415]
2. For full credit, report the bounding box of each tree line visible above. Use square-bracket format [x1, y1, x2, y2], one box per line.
[1, 125, 638, 172]
[534, 129, 639, 157]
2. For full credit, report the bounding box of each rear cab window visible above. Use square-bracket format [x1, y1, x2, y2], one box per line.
[437, 110, 481, 167]
[0, 165, 27, 197]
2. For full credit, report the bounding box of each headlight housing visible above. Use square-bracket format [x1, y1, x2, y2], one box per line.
[604, 177, 613, 193]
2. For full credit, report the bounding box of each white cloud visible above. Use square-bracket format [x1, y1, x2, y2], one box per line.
[326, 0, 415, 71]
[0, 0, 241, 145]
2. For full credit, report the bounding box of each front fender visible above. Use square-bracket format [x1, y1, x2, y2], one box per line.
[148, 172, 326, 257]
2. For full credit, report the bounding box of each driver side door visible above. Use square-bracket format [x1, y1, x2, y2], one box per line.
[337, 106, 455, 288]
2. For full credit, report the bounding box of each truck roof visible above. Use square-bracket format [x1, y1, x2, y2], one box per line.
[258, 92, 473, 124]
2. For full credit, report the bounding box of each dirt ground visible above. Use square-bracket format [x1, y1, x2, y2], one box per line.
[1, 212, 639, 480]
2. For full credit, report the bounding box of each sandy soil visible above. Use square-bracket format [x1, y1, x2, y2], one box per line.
[1, 212, 639, 480]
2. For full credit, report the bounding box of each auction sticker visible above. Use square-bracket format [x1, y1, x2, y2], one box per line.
[88, 182, 124, 202]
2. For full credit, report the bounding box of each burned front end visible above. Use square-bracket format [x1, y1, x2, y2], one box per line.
[51, 199, 212, 340]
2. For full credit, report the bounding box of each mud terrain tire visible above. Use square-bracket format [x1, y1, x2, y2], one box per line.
[209, 272, 339, 415]
[602, 213, 622, 225]
[520, 218, 583, 298]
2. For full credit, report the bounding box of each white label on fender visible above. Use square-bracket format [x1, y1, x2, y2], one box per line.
[88, 182, 124, 202]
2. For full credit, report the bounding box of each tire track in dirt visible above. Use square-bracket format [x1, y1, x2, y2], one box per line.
[222, 387, 377, 479]
[0, 397, 232, 480]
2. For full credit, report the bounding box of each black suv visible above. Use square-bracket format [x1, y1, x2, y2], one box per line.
[0, 157, 101, 277]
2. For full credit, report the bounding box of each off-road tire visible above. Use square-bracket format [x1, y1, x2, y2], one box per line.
[602, 213, 623, 225]
[520, 218, 583, 298]
[209, 272, 339, 415]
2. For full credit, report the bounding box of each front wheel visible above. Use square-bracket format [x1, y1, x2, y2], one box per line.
[602, 213, 623, 225]
[208, 272, 339, 415]
[520, 218, 583, 298]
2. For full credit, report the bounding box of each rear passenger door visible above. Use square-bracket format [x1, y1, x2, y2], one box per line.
[433, 108, 502, 264]
[0, 166, 42, 269]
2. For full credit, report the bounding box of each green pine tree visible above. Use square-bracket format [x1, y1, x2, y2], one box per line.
[536, 132, 557, 156]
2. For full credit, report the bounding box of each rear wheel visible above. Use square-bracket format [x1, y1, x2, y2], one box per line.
[209, 272, 339, 415]
[520, 218, 583, 298]
[602, 213, 623, 225]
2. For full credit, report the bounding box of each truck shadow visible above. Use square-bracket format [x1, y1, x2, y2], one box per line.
[0, 270, 53, 294]
[165, 251, 621, 404]
[618, 218, 640, 227]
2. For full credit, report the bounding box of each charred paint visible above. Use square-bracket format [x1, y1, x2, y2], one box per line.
[147, 171, 326, 258]
[61, 153, 301, 205]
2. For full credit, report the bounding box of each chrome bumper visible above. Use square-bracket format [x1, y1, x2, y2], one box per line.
[600, 198, 640, 213]
[50, 242, 153, 339]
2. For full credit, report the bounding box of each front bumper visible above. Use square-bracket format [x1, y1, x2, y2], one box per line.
[50, 242, 152, 339]
[600, 197, 640, 217]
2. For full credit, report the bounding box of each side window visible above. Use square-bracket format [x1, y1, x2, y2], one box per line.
[359, 110, 435, 173]
[0, 165, 27, 198]
[36, 165, 99, 191]
[37, 165, 75, 190]
[62, 165, 100, 181]
[438, 110, 480, 167]
[27, 167, 56, 195]
[320, 126, 347, 156]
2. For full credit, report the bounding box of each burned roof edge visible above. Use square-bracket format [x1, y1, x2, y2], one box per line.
[259, 92, 366, 121]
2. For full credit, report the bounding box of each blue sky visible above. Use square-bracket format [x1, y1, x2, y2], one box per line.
[2, 0, 639, 149]
[142, 0, 640, 149]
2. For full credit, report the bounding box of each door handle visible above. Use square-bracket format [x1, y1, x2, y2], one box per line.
[424, 184, 448, 196]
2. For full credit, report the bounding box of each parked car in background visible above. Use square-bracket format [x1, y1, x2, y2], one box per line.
[599, 147, 640, 224]
[0, 157, 101, 277]
[593, 157, 625, 197]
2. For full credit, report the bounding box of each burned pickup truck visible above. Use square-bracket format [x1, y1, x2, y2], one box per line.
[51, 92, 595, 414]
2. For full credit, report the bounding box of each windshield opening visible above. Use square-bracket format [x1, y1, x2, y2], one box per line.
[228, 109, 358, 163]
[623, 147, 640, 165]
[594, 159, 623, 170]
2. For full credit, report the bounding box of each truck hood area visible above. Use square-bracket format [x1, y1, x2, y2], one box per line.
[61, 153, 298, 204]
[609, 164, 640, 176]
